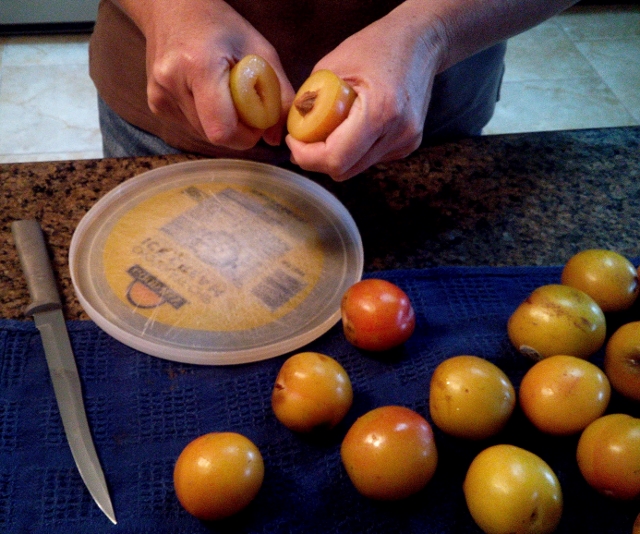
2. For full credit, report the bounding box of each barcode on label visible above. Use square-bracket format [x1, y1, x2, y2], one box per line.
[252, 269, 305, 311]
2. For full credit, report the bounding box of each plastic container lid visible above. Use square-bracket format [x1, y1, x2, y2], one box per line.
[69, 159, 363, 365]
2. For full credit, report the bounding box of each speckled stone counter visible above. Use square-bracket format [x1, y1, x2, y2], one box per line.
[2, 126, 639, 320]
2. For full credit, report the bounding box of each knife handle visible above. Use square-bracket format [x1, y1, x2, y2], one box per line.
[11, 220, 62, 315]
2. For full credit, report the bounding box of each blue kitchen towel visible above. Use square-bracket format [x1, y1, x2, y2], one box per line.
[1, 266, 638, 534]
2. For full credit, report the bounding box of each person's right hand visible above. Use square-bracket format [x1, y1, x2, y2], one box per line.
[119, 0, 295, 150]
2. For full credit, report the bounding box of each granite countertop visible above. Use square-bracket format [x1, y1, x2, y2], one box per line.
[1, 126, 639, 320]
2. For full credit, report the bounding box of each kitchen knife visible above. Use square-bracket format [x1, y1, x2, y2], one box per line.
[11, 219, 116, 525]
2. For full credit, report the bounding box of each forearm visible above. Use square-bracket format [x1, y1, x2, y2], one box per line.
[110, 0, 224, 36]
[394, 0, 580, 72]
[110, 0, 167, 31]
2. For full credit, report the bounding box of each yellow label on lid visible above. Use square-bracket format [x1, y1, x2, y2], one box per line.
[103, 183, 324, 331]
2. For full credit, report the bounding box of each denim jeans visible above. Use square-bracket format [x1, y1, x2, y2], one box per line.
[98, 97, 182, 158]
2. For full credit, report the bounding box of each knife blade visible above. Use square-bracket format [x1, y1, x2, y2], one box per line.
[11, 219, 116, 525]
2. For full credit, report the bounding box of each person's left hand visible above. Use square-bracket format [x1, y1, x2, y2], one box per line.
[286, 5, 444, 181]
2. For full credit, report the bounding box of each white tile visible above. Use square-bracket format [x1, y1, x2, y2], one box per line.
[575, 38, 640, 122]
[556, 6, 640, 41]
[2, 34, 91, 67]
[484, 77, 636, 135]
[0, 150, 103, 164]
[0, 63, 101, 156]
[504, 21, 598, 82]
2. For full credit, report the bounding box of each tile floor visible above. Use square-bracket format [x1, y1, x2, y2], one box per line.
[484, 5, 640, 135]
[0, 5, 638, 164]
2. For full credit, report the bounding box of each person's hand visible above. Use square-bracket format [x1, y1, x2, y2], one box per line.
[123, 0, 295, 150]
[286, 4, 444, 181]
